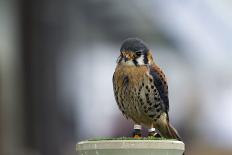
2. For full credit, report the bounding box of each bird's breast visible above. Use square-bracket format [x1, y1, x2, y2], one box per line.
[114, 65, 148, 87]
[113, 65, 155, 125]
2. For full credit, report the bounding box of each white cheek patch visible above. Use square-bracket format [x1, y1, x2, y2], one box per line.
[136, 55, 144, 65]
[125, 60, 135, 66]
[120, 59, 135, 66]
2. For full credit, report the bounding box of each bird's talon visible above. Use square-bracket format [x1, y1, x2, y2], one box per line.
[148, 131, 161, 137]
[154, 133, 161, 138]
[132, 128, 142, 138]
[132, 125, 142, 138]
[133, 134, 142, 138]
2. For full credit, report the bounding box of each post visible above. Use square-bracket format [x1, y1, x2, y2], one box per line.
[76, 140, 185, 155]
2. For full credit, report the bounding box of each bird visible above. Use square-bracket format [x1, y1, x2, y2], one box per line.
[112, 38, 182, 141]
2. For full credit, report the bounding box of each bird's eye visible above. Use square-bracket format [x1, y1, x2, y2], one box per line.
[135, 51, 142, 56]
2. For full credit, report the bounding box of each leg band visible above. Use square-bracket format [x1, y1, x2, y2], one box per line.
[148, 128, 156, 132]
[134, 124, 142, 130]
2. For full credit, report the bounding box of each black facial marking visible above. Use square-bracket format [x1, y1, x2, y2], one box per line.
[135, 51, 142, 56]
[143, 52, 149, 64]
[133, 59, 138, 66]
[118, 56, 123, 63]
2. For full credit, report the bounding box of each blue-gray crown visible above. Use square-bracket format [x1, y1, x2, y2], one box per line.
[120, 38, 149, 53]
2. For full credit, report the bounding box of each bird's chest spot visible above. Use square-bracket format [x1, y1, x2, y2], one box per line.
[114, 65, 163, 124]
[116, 68, 147, 115]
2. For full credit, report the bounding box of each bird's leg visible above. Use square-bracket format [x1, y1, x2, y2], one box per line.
[148, 124, 161, 137]
[132, 124, 142, 138]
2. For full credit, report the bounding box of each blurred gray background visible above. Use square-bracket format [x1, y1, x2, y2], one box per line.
[1, 0, 232, 155]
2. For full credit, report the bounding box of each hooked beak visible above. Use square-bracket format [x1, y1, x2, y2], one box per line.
[124, 57, 129, 61]
[121, 51, 133, 62]
[117, 51, 135, 64]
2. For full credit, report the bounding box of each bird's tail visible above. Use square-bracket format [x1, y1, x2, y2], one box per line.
[158, 122, 182, 141]
[167, 123, 182, 141]
[155, 113, 184, 154]
[158, 122, 185, 155]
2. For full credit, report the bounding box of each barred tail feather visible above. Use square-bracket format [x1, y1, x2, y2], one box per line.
[158, 122, 184, 154]
[158, 122, 182, 141]
[166, 123, 182, 141]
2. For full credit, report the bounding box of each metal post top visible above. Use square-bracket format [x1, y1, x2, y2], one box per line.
[76, 140, 185, 151]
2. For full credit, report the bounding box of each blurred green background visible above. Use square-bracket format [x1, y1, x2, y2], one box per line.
[1, 0, 232, 155]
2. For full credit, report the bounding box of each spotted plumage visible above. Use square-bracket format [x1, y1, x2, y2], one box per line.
[113, 38, 182, 141]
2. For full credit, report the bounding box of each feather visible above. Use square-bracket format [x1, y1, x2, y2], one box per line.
[149, 64, 169, 113]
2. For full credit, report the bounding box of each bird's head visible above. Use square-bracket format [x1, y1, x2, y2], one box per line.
[117, 38, 154, 66]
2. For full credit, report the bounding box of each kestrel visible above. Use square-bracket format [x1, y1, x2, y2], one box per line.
[113, 38, 182, 140]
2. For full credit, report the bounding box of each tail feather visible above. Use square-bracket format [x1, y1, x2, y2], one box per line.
[158, 122, 182, 141]
[166, 123, 182, 141]
[156, 113, 182, 141]
[158, 122, 184, 154]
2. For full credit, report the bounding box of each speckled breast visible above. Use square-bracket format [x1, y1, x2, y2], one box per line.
[113, 65, 163, 126]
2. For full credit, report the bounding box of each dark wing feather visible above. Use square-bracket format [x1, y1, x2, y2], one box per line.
[149, 64, 169, 113]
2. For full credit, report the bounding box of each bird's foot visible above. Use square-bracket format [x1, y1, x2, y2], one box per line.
[148, 128, 161, 137]
[132, 129, 142, 138]
[148, 131, 161, 137]
[133, 124, 142, 138]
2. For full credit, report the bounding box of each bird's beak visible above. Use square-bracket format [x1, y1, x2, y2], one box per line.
[124, 56, 129, 61]
[122, 51, 134, 62]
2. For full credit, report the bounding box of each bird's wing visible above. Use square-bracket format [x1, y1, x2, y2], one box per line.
[149, 64, 169, 113]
